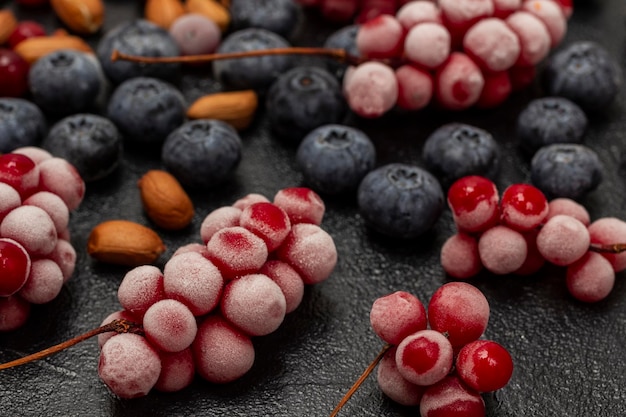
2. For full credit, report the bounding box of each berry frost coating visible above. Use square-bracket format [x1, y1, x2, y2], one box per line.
[447, 175, 499, 234]
[395, 329, 454, 386]
[376, 347, 425, 406]
[536, 214, 589, 266]
[588, 217, 626, 272]
[206, 226, 269, 279]
[478, 225, 528, 274]
[343, 61, 398, 118]
[566, 252, 615, 303]
[357, 163, 444, 239]
[420, 375, 486, 417]
[0, 98, 46, 153]
[239, 202, 291, 252]
[440, 233, 482, 279]
[456, 339, 514, 392]
[273, 187, 325, 225]
[143, 299, 198, 353]
[369, 291, 427, 345]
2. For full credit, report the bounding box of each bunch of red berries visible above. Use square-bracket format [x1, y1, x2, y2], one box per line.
[0, 147, 84, 332]
[369, 283, 513, 416]
[442, 175, 623, 303]
[96, 187, 338, 398]
[342, 0, 573, 117]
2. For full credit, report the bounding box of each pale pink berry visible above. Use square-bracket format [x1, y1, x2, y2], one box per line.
[200, 206, 242, 244]
[343, 61, 398, 118]
[546, 198, 590, 226]
[23, 191, 70, 233]
[0, 295, 30, 332]
[169, 13, 221, 56]
[566, 252, 615, 303]
[97, 310, 140, 349]
[506, 11, 551, 66]
[536, 214, 589, 266]
[206, 226, 268, 279]
[48, 239, 77, 283]
[587, 217, 626, 272]
[420, 375, 486, 417]
[404, 23, 451, 69]
[370, 291, 427, 345]
[11, 146, 52, 164]
[395, 64, 434, 111]
[143, 299, 198, 352]
[478, 225, 528, 274]
[232, 193, 270, 210]
[522, 0, 567, 47]
[356, 14, 404, 59]
[435, 52, 485, 110]
[259, 260, 305, 313]
[1, 205, 57, 256]
[0, 183, 21, 221]
[239, 202, 291, 252]
[463, 18, 521, 72]
[395, 329, 454, 386]
[493, 0, 523, 18]
[440, 233, 482, 279]
[37, 157, 85, 211]
[19, 258, 64, 304]
[439, 0, 494, 45]
[117, 265, 165, 317]
[396, 0, 442, 30]
[172, 242, 210, 258]
[192, 314, 255, 384]
[376, 347, 426, 406]
[0, 153, 39, 199]
[154, 348, 195, 393]
[98, 333, 161, 398]
[273, 187, 325, 225]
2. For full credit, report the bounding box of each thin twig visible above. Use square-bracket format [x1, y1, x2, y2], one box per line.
[589, 243, 626, 254]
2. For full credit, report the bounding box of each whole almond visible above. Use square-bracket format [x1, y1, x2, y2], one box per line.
[14, 35, 93, 64]
[145, 0, 186, 29]
[138, 170, 195, 230]
[87, 220, 166, 266]
[51, 0, 104, 35]
[0, 10, 17, 46]
[187, 90, 258, 130]
[185, 0, 230, 32]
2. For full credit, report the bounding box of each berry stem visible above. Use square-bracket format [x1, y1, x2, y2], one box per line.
[589, 243, 626, 253]
[0, 319, 143, 371]
[110, 47, 365, 66]
[329, 343, 391, 417]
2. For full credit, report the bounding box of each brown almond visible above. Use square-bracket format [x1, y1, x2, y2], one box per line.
[138, 170, 195, 230]
[87, 220, 166, 266]
[50, 0, 104, 35]
[0, 10, 18, 46]
[14, 35, 93, 64]
[187, 90, 258, 131]
[145, 0, 186, 29]
[185, 0, 230, 32]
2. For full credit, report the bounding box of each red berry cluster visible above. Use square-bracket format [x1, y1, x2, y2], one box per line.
[0, 147, 85, 331]
[370, 283, 513, 416]
[97, 187, 338, 398]
[342, 0, 573, 118]
[442, 175, 623, 303]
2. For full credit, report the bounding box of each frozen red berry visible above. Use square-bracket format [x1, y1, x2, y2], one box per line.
[206, 226, 268, 279]
[1, 205, 57, 256]
[546, 198, 590, 226]
[478, 225, 528, 274]
[259, 260, 305, 313]
[420, 375, 486, 417]
[239, 202, 291, 251]
[143, 299, 198, 352]
[404, 23, 451, 69]
[370, 291, 427, 345]
[456, 340, 514, 392]
[435, 52, 485, 110]
[566, 252, 615, 303]
[200, 206, 241, 244]
[536, 214, 589, 266]
[232, 193, 270, 210]
[343, 61, 399, 118]
[37, 157, 85, 211]
[0, 153, 39, 199]
[395, 329, 454, 386]
[273, 187, 325, 225]
[0, 295, 30, 332]
[376, 347, 426, 406]
[506, 11, 551, 66]
[394, 64, 434, 111]
[154, 348, 195, 393]
[522, 0, 567, 47]
[500, 183, 549, 232]
[587, 217, 626, 272]
[440, 233, 482, 279]
[19, 258, 64, 304]
[447, 176, 500, 233]
[463, 18, 521, 72]
[356, 14, 404, 59]
[396, 0, 442, 30]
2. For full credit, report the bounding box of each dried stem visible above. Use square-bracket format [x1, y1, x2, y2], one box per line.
[329, 343, 392, 417]
[110, 47, 365, 66]
[588, 243, 626, 254]
[0, 319, 143, 371]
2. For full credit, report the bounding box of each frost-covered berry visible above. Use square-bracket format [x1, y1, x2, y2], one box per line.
[370, 291, 427, 345]
[440, 233, 482, 279]
[500, 183, 549, 232]
[536, 214, 589, 266]
[395, 329, 454, 386]
[447, 175, 499, 234]
[343, 61, 398, 118]
[478, 225, 528, 274]
[435, 52, 485, 110]
[566, 252, 615, 303]
[420, 375, 486, 417]
[588, 217, 626, 272]
[456, 340, 514, 392]
[376, 347, 425, 406]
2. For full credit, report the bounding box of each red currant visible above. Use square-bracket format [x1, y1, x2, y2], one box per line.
[0, 238, 32, 297]
[8, 21, 47, 49]
[0, 153, 39, 199]
[456, 339, 514, 392]
[0, 49, 29, 98]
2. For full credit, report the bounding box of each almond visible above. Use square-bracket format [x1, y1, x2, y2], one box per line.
[145, 0, 186, 29]
[185, 0, 230, 32]
[138, 170, 195, 230]
[187, 90, 258, 131]
[0, 10, 17, 46]
[14, 35, 93, 64]
[87, 220, 166, 267]
[50, 0, 104, 35]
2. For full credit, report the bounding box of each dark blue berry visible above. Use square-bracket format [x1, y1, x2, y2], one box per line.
[323, 24, 360, 79]
[213, 28, 293, 92]
[357, 163, 444, 239]
[107, 77, 186, 144]
[97, 19, 180, 84]
[266, 66, 347, 142]
[530, 144, 603, 200]
[28, 50, 103, 116]
[422, 123, 500, 187]
[543, 41, 622, 112]
[516, 97, 587, 154]
[230, 0, 301, 38]
[296, 124, 376, 195]
[42, 114, 123, 182]
[0, 98, 46, 153]
[161, 119, 242, 188]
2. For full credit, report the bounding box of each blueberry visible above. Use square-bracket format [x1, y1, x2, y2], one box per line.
[296, 124, 376, 195]
[213, 28, 293, 91]
[97, 19, 180, 84]
[0, 98, 46, 153]
[266, 66, 347, 142]
[323, 24, 360, 79]
[357, 163, 444, 239]
[422, 123, 500, 187]
[230, 0, 301, 38]
[161, 119, 242, 188]
[543, 41, 622, 112]
[28, 50, 103, 116]
[530, 144, 603, 200]
[42, 114, 123, 182]
[107, 77, 186, 144]
[516, 97, 587, 154]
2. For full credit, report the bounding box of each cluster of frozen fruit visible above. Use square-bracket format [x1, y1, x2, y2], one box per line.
[340, 0, 573, 117]
[441, 175, 624, 303]
[96, 187, 338, 398]
[370, 282, 513, 416]
[0, 146, 85, 331]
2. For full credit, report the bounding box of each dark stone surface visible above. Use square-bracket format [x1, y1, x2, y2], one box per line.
[0, 1, 625, 416]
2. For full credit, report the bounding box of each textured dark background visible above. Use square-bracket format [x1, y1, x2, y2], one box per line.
[1, 0, 625, 416]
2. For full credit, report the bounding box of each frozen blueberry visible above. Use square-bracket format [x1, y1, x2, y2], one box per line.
[296, 124, 376, 195]
[230, 0, 301, 38]
[0, 98, 46, 152]
[43, 114, 123, 182]
[161, 119, 242, 188]
[107, 77, 186, 144]
[97, 19, 180, 84]
[516, 97, 587, 154]
[357, 163, 444, 239]
[422, 123, 500, 187]
[543, 41, 622, 112]
[531, 143, 603, 200]
[213, 28, 293, 92]
[28, 50, 103, 116]
[323, 24, 360, 79]
[266, 66, 347, 142]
